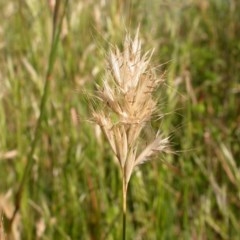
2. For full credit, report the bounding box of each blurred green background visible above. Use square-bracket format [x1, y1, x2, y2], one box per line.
[0, 0, 239, 239]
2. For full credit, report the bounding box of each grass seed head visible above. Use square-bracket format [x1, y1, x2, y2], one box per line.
[93, 28, 169, 187]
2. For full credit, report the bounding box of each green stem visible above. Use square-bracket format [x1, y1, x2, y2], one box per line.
[122, 177, 127, 240]
[7, 0, 68, 231]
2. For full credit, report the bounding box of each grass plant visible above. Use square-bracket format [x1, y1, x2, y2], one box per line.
[0, 0, 239, 239]
[92, 29, 169, 239]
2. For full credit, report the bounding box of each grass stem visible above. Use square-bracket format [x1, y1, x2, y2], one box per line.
[122, 176, 127, 240]
[7, 0, 68, 232]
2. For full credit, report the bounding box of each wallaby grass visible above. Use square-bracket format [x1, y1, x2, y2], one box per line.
[0, 0, 239, 239]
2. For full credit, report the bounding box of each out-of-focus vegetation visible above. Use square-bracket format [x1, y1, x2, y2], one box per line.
[0, 0, 239, 239]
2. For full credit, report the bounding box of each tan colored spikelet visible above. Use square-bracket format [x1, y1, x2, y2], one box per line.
[92, 28, 169, 189]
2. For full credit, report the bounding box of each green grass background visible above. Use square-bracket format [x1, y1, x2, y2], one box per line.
[0, 0, 239, 239]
